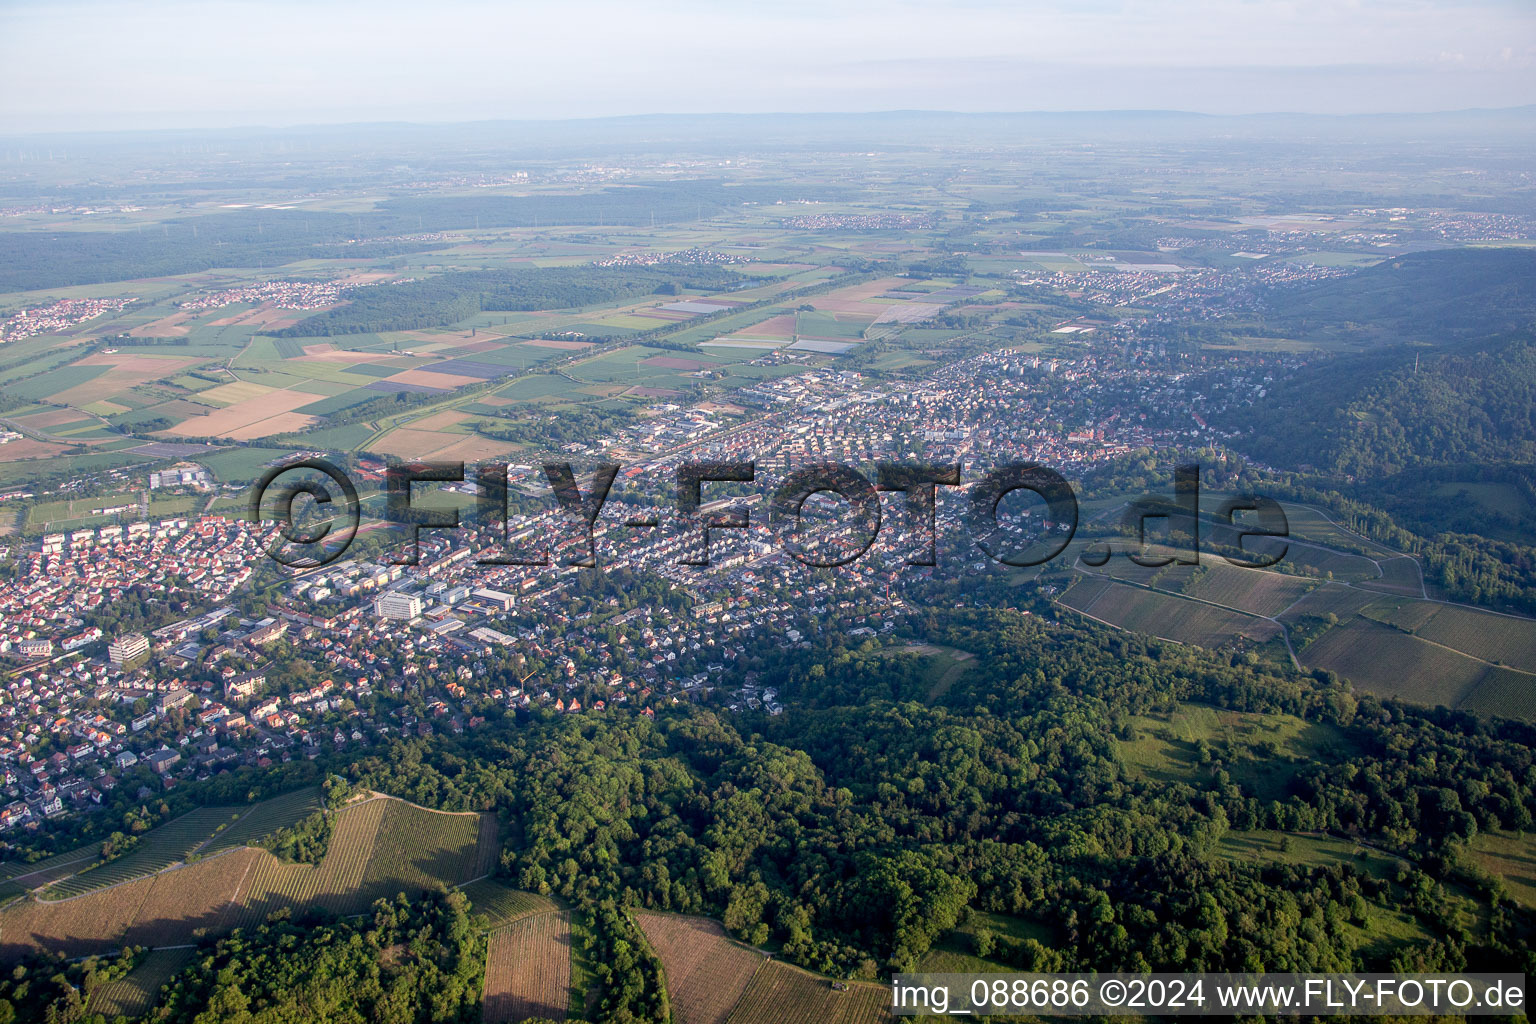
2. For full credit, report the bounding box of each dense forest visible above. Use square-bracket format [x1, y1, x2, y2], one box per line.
[154, 892, 483, 1024]
[1260, 247, 1536, 344]
[1225, 334, 1536, 478]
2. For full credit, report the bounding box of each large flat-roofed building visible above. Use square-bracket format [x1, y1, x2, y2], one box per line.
[374, 592, 423, 621]
[108, 632, 150, 667]
[471, 587, 515, 611]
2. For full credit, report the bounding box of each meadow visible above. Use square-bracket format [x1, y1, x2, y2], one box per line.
[1117, 703, 1358, 800]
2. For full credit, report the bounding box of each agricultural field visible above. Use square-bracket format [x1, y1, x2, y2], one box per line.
[0, 790, 497, 955]
[359, 798, 495, 898]
[726, 960, 893, 1024]
[121, 847, 264, 946]
[41, 805, 246, 898]
[1061, 577, 1282, 646]
[1458, 667, 1536, 721]
[462, 879, 560, 928]
[229, 795, 492, 925]
[1054, 500, 1536, 721]
[634, 911, 765, 1024]
[1361, 556, 1426, 597]
[87, 947, 196, 1019]
[1180, 560, 1314, 617]
[196, 785, 324, 856]
[1278, 503, 1399, 558]
[482, 910, 573, 1024]
[228, 794, 388, 925]
[1298, 617, 1499, 708]
[1365, 600, 1536, 673]
[0, 843, 101, 897]
[0, 846, 265, 960]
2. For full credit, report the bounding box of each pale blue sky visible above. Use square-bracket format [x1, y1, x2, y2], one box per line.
[2, 0, 1533, 131]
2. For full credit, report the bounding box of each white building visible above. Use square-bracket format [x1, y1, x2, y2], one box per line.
[374, 592, 423, 621]
[108, 632, 150, 667]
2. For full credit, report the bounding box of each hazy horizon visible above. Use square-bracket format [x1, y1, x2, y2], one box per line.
[3, 0, 1534, 134]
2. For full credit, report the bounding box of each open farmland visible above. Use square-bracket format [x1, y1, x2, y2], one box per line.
[1458, 667, 1536, 721]
[482, 910, 572, 1023]
[163, 386, 320, 439]
[726, 960, 892, 1024]
[229, 793, 491, 927]
[359, 798, 495, 897]
[0, 792, 496, 959]
[0, 874, 156, 959]
[227, 795, 387, 924]
[1053, 499, 1536, 720]
[634, 911, 765, 1024]
[121, 847, 263, 946]
[0, 844, 101, 895]
[1181, 560, 1314, 617]
[1369, 601, 1536, 673]
[1360, 556, 1427, 596]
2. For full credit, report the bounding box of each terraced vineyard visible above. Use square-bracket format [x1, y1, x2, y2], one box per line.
[123, 847, 262, 945]
[359, 799, 491, 900]
[226, 795, 389, 927]
[0, 848, 263, 959]
[0, 843, 100, 901]
[42, 806, 244, 898]
[1059, 500, 1536, 721]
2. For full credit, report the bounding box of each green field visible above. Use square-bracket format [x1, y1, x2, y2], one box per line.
[1465, 832, 1536, 909]
[1118, 704, 1357, 800]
